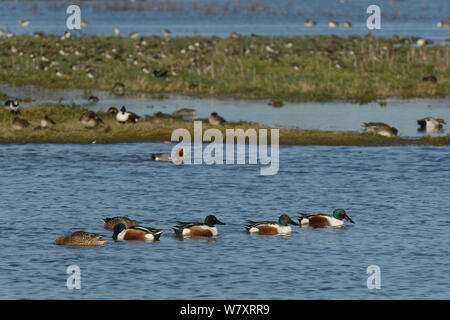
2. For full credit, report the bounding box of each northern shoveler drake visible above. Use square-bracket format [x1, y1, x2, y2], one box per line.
[172, 215, 225, 237]
[363, 122, 398, 137]
[244, 214, 298, 235]
[102, 216, 140, 230]
[437, 21, 450, 28]
[112, 82, 125, 96]
[417, 117, 446, 132]
[172, 108, 196, 117]
[150, 148, 185, 162]
[297, 209, 355, 228]
[343, 21, 352, 28]
[4, 98, 20, 114]
[116, 106, 140, 123]
[113, 223, 163, 241]
[80, 111, 103, 128]
[208, 112, 226, 126]
[12, 117, 30, 130]
[55, 231, 106, 246]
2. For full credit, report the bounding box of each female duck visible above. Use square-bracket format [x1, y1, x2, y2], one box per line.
[113, 223, 163, 241]
[102, 216, 139, 230]
[297, 209, 354, 228]
[150, 148, 185, 162]
[55, 231, 106, 246]
[172, 215, 225, 237]
[244, 214, 298, 235]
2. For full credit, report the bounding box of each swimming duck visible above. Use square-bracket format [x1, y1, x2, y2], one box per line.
[304, 20, 317, 27]
[172, 215, 225, 237]
[297, 209, 354, 228]
[172, 108, 196, 117]
[88, 96, 99, 103]
[4, 98, 20, 114]
[363, 122, 398, 137]
[244, 214, 298, 235]
[437, 21, 450, 28]
[40, 116, 56, 128]
[112, 82, 125, 96]
[55, 231, 106, 246]
[114, 27, 120, 37]
[113, 223, 163, 241]
[102, 216, 140, 230]
[417, 117, 446, 132]
[18, 20, 30, 27]
[208, 112, 226, 126]
[150, 148, 185, 162]
[343, 21, 352, 28]
[116, 106, 140, 123]
[12, 117, 30, 130]
[80, 111, 103, 128]
[328, 21, 339, 28]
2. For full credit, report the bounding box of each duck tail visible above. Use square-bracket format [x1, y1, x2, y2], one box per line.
[153, 230, 163, 241]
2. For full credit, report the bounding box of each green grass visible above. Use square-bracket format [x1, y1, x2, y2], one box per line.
[0, 35, 448, 103]
[1, 103, 448, 145]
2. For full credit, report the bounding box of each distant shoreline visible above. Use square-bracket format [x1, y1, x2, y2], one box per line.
[1, 103, 449, 145]
[0, 35, 448, 103]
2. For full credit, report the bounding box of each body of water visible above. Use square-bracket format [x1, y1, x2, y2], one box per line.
[1, 84, 449, 138]
[0, 143, 449, 299]
[0, 0, 449, 39]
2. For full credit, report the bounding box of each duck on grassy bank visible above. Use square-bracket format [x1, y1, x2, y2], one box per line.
[209, 112, 226, 126]
[363, 122, 398, 137]
[116, 106, 140, 123]
[12, 117, 30, 130]
[80, 111, 103, 128]
[4, 98, 20, 114]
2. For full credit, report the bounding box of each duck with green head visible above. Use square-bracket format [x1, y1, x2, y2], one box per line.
[297, 209, 354, 228]
[172, 215, 225, 237]
[244, 214, 298, 235]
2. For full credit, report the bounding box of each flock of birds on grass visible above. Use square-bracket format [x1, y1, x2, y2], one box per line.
[4, 94, 446, 136]
[55, 209, 355, 246]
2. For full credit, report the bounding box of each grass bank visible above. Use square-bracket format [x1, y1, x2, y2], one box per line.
[1, 103, 449, 145]
[0, 35, 448, 103]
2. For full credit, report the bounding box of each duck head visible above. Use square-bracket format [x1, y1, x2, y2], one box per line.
[333, 209, 354, 224]
[204, 215, 225, 227]
[112, 223, 127, 240]
[120, 106, 126, 113]
[278, 214, 298, 226]
[437, 118, 447, 125]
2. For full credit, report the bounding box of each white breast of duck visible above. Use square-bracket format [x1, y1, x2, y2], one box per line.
[301, 216, 344, 227]
[183, 225, 218, 237]
[249, 223, 292, 235]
